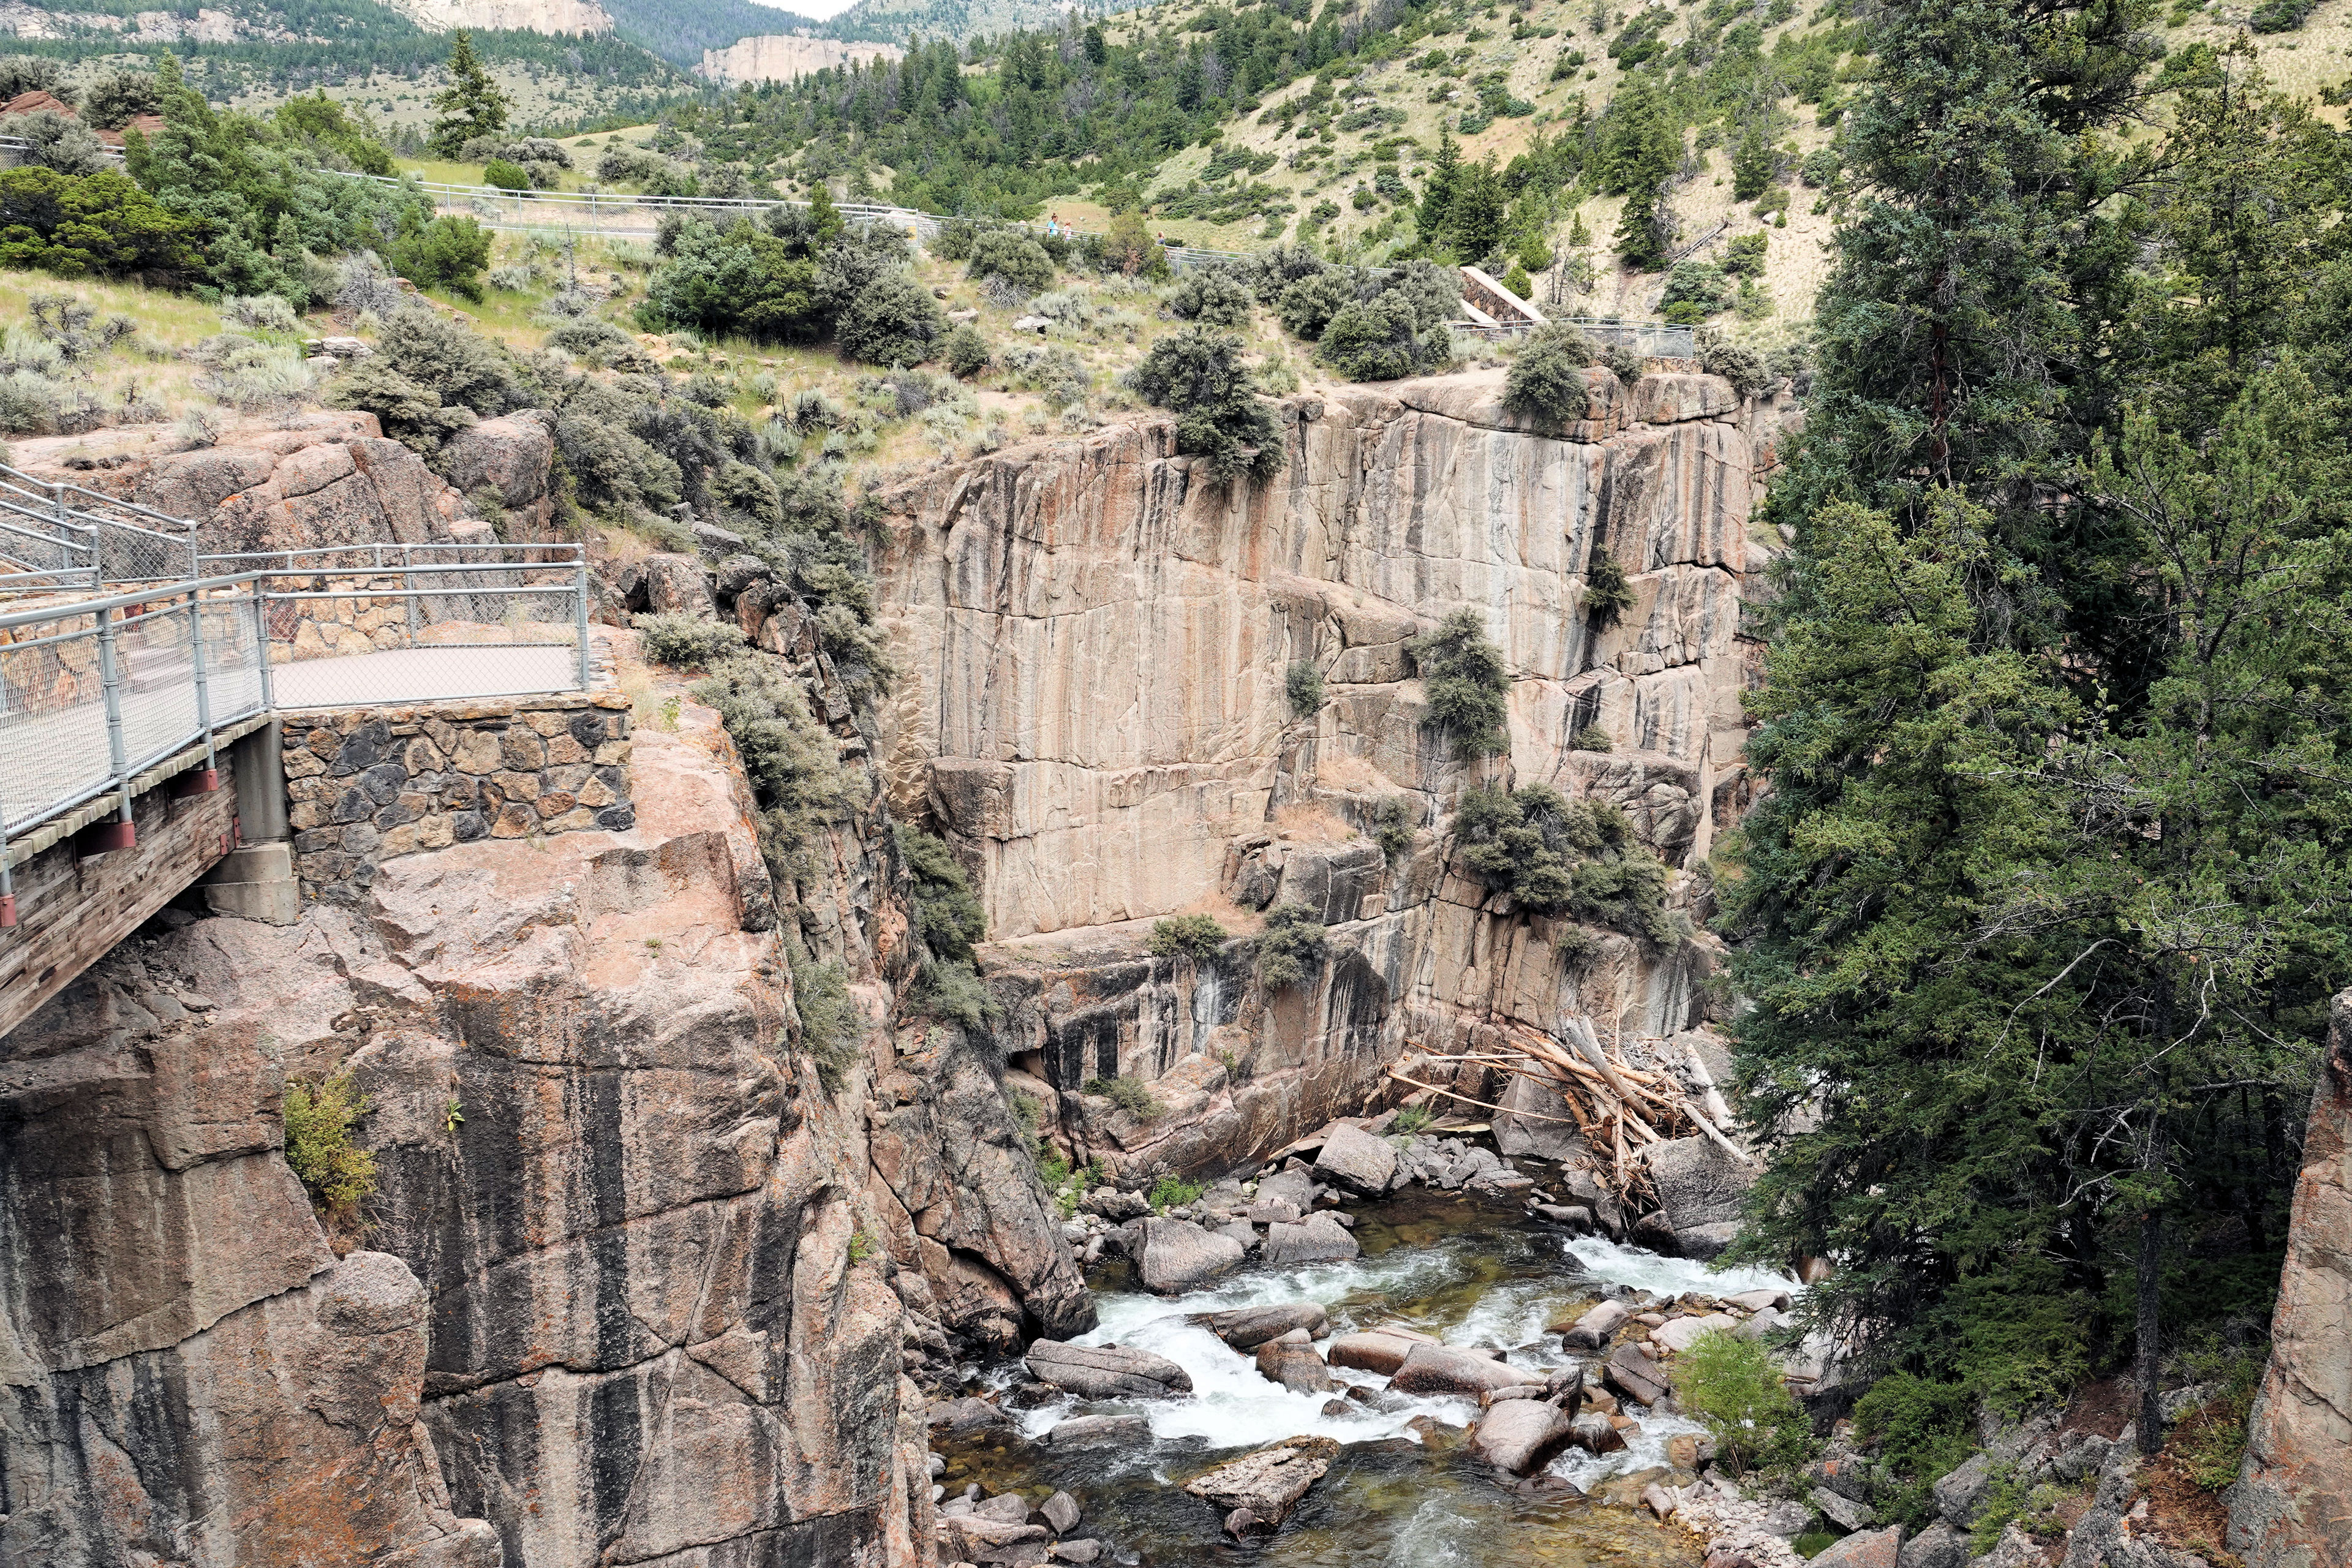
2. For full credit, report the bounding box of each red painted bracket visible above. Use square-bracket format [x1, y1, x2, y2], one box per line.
[0, 894, 15, 929]
[171, 768, 220, 798]
[78, 821, 136, 855]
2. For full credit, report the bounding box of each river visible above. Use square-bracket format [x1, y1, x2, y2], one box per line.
[938, 1185, 1802, 1566]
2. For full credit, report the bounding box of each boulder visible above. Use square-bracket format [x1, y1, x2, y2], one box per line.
[1134, 1217, 1245, 1294]
[1567, 1411, 1626, 1453]
[1039, 1491, 1080, 1534]
[1727, 1288, 1793, 1313]
[1202, 1303, 1330, 1349]
[1633, 1136, 1756, 1254]
[1025, 1341, 1193, 1400]
[1495, 1071, 1592, 1163]
[1327, 1332, 1424, 1375]
[1932, 1453, 1992, 1528]
[1814, 1488, 1877, 1531]
[974, 1493, 1032, 1523]
[1735, 1306, 1789, 1342]
[1809, 1526, 1902, 1568]
[1261, 1212, 1359, 1267]
[1312, 1122, 1398, 1194]
[1562, 1300, 1632, 1350]
[1469, 1399, 1578, 1475]
[1052, 1541, 1101, 1563]
[1603, 1344, 1671, 1408]
[1389, 1343, 1529, 1398]
[441, 410, 556, 533]
[1254, 1330, 1332, 1395]
[1895, 1520, 1968, 1568]
[940, 1515, 1049, 1563]
[1044, 1414, 1153, 1448]
[1652, 1312, 1740, 1354]
[1254, 1167, 1317, 1213]
[1534, 1203, 1596, 1231]
[1181, 1435, 1340, 1527]
[930, 1396, 1017, 1434]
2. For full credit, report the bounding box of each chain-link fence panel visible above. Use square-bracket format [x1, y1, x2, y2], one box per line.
[0, 613, 113, 835]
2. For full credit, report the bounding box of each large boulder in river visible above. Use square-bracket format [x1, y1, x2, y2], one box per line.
[1202, 1303, 1329, 1349]
[1254, 1166, 1317, 1213]
[1632, 1135, 1756, 1259]
[1389, 1343, 1528, 1398]
[1561, 1299, 1632, 1350]
[1045, 1414, 1153, 1448]
[1469, 1398, 1579, 1474]
[1135, 1216, 1245, 1293]
[1327, 1330, 1432, 1375]
[1025, 1341, 1194, 1399]
[1261, 1212, 1359, 1267]
[1254, 1329, 1333, 1395]
[1312, 1123, 1398, 1195]
[1182, 1435, 1340, 1528]
[1602, 1343, 1672, 1408]
[1651, 1312, 1739, 1354]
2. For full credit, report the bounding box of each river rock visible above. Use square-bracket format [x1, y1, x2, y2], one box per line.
[1327, 1332, 1419, 1373]
[975, 1493, 1033, 1523]
[1604, 1344, 1672, 1408]
[1390, 1343, 1529, 1398]
[1727, 1288, 1792, 1313]
[1039, 1491, 1080, 1533]
[1563, 1299, 1632, 1349]
[1568, 1411, 1626, 1453]
[1202, 1302, 1330, 1348]
[1535, 1203, 1596, 1231]
[1809, 1525, 1902, 1568]
[1182, 1435, 1340, 1527]
[1469, 1398, 1578, 1474]
[1044, 1414, 1153, 1448]
[1215, 1219, 1259, 1252]
[1254, 1167, 1317, 1212]
[1262, 1212, 1359, 1267]
[1134, 1216, 1246, 1293]
[932, 1396, 1018, 1434]
[1052, 1541, 1102, 1563]
[1653, 1312, 1740, 1354]
[940, 1514, 1049, 1561]
[1255, 1329, 1333, 1394]
[1632, 1136, 1756, 1260]
[1026, 1341, 1194, 1399]
[1312, 1122, 1398, 1195]
[1736, 1305, 1789, 1342]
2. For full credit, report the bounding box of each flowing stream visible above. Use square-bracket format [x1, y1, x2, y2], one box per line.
[939, 1186, 1801, 1566]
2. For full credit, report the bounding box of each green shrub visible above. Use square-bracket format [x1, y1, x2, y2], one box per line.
[1393, 1104, 1435, 1133]
[1084, 1074, 1164, 1119]
[1408, 609, 1511, 755]
[1676, 1330, 1815, 1478]
[1317, 288, 1442, 382]
[943, 322, 990, 377]
[918, 957, 993, 1028]
[837, 271, 946, 366]
[1553, 924, 1602, 964]
[1660, 260, 1729, 325]
[1374, 796, 1414, 861]
[388, 214, 493, 303]
[1698, 326, 1772, 399]
[1276, 268, 1354, 339]
[1168, 266, 1254, 326]
[688, 648, 850, 865]
[967, 227, 1056, 294]
[1722, 232, 1770, 277]
[483, 157, 531, 192]
[1454, 783, 1682, 944]
[1798, 148, 1842, 189]
[1127, 326, 1285, 484]
[1584, 553, 1635, 624]
[1502, 321, 1596, 426]
[898, 826, 986, 962]
[1286, 660, 1326, 714]
[1573, 724, 1615, 752]
[1149, 913, 1229, 961]
[791, 952, 859, 1092]
[1853, 1372, 1979, 1529]
[198, 336, 312, 410]
[1255, 900, 1327, 989]
[1603, 344, 1645, 384]
[283, 1073, 377, 1210]
[1150, 1174, 1206, 1212]
[0, 167, 200, 281]
[635, 612, 747, 669]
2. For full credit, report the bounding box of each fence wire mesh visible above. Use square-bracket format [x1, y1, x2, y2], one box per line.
[0, 609, 114, 836]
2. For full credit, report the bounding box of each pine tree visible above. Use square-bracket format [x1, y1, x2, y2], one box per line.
[1419, 127, 1461, 251]
[429, 32, 510, 159]
[1600, 71, 1679, 270]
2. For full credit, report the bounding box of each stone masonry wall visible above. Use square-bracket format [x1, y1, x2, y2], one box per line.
[284, 692, 635, 903]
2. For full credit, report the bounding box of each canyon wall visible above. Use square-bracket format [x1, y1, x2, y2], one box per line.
[871, 366, 1787, 1180]
[699, 36, 905, 86]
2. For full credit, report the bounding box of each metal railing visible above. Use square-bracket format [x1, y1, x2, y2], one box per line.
[0, 545, 595, 899]
[0, 462, 200, 595]
[1454, 317, 1698, 358]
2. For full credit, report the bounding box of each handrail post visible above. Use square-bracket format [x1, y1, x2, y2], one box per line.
[95, 604, 134, 845]
[251, 577, 274, 713]
[187, 587, 216, 777]
[573, 547, 592, 691]
[404, 543, 420, 644]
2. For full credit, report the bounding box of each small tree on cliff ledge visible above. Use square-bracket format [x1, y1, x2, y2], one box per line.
[1126, 327, 1285, 484]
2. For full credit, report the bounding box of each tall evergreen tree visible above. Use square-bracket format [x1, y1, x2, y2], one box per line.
[429, 32, 510, 159]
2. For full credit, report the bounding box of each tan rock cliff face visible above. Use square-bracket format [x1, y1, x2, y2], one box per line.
[0, 659, 1086, 1566]
[386, 0, 612, 35]
[2230, 989, 2352, 1568]
[872, 368, 1779, 1175]
[699, 36, 905, 86]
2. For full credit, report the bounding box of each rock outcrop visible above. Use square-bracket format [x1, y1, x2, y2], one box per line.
[2230, 990, 2352, 1568]
[0, 642, 1087, 1567]
[699, 35, 904, 85]
[873, 369, 1777, 1186]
